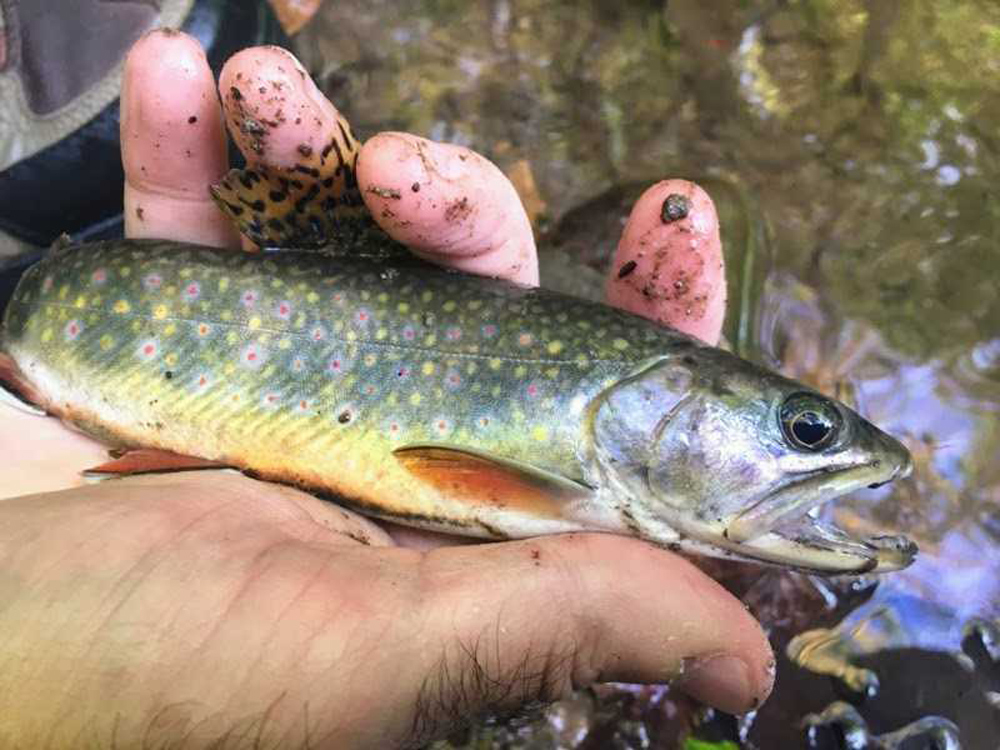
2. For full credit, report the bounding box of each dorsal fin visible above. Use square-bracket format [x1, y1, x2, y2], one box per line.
[209, 110, 375, 249]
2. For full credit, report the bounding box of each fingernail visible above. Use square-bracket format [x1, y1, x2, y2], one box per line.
[676, 654, 754, 714]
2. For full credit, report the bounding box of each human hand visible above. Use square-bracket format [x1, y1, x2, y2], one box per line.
[0, 31, 770, 748]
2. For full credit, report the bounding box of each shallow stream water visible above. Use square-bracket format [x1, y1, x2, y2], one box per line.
[295, 2, 1000, 747]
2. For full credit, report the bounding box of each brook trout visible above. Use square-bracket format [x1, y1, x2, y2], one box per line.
[0, 239, 915, 573]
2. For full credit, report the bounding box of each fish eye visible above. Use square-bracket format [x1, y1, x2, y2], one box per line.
[779, 392, 842, 452]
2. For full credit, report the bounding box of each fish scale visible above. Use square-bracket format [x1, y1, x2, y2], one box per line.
[2, 239, 676, 535]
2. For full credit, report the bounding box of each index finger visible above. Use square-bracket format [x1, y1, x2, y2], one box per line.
[121, 30, 239, 249]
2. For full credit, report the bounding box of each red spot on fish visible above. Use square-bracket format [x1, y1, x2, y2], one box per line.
[518, 332, 533, 346]
[197, 323, 210, 336]
[242, 290, 257, 308]
[276, 301, 292, 319]
[527, 384, 539, 398]
[356, 309, 369, 324]
[446, 327, 462, 341]
[403, 326, 416, 340]
[183, 282, 201, 301]
[241, 344, 265, 368]
[482, 324, 497, 337]
[143, 273, 162, 290]
[198, 376, 207, 386]
[364, 384, 376, 395]
[137, 340, 158, 360]
[91, 269, 107, 284]
[311, 326, 325, 341]
[65, 320, 81, 340]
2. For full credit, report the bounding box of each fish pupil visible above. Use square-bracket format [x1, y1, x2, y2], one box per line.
[780, 392, 841, 452]
[791, 412, 829, 446]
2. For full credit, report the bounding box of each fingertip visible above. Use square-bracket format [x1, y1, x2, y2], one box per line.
[605, 180, 726, 345]
[358, 133, 539, 286]
[219, 45, 345, 169]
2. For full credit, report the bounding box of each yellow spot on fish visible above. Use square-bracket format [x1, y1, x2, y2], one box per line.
[468, 300, 482, 311]
[387, 392, 398, 406]
[424, 335, 437, 346]
[360, 291, 370, 301]
[532, 426, 549, 442]
[74, 295, 87, 308]
[489, 358, 501, 370]
[422, 362, 436, 376]
[263, 365, 275, 377]
[163, 323, 176, 336]
[219, 277, 230, 292]
[278, 338, 291, 350]
[575, 353, 589, 367]
[226, 331, 238, 345]
[466, 362, 478, 375]
[58, 285, 69, 300]
[376, 328, 387, 340]
[306, 292, 319, 304]
[547, 340, 564, 355]
[113, 299, 131, 314]
[153, 304, 168, 320]
[612, 338, 629, 350]
[421, 291, 433, 303]
[120, 267, 131, 277]
[546, 367, 559, 378]
[165, 353, 178, 366]
[364, 353, 377, 367]
[514, 365, 526, 378]
[99, 334, 113, 350]
[443, 300, 457, 312]
[248, 316, 262, 330]
[131, 320, 141, 332]
[224, 363, 236, 375]
[41, 328, 53, 343]
[377, 292, 388, 303]
[346, 330, 357, 342]
[409, 392, 422, 406]
[491, 385, 501, 398]
[221, 310, 232, 322]
[397, 302, 410, 314]
[271, 278, 284, 288]
[180, 267, 192, 278]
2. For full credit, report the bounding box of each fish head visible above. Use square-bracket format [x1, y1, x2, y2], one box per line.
[591, 347, 916, 574]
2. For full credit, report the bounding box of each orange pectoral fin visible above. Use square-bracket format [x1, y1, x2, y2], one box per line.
[83, 449, 231, 478]
[393, 445, 593, 520]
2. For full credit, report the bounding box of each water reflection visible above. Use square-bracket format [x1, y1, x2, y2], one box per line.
[295, 1, 1000, 747]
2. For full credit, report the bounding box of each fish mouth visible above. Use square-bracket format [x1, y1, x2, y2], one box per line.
[720, 458, 917, 574]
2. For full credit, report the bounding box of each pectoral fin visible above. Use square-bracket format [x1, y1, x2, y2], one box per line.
[83, 449, 230, 478]
[393, 444, 594, 519]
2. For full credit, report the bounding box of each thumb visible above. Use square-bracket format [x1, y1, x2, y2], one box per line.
[401, 533, 774, 742]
